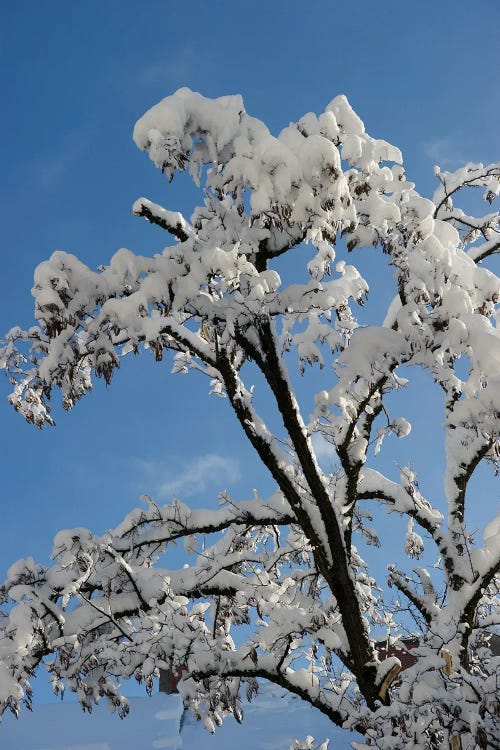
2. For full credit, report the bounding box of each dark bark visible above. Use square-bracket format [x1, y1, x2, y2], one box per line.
[220, 319, 380, 709]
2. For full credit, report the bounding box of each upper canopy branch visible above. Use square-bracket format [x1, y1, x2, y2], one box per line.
[468, 237, 500, 263]
[433, 163, 500, 219]
[357, 469, 443, 542]
[253, 229, 308, 272]
[113, 492, 294, 555]
[132, 197, 193, 241]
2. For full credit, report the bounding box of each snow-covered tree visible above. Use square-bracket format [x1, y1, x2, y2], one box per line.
[1, 88, 499, 750]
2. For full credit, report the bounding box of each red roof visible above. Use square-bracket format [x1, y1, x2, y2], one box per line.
[375, 637, 419, 671]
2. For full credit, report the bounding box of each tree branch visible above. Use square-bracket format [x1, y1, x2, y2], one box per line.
[357, 468, 443, 542]
[189, 658, 348, 729]
[133, 198, 192, 242]
[232, 318, 381, 708]
[387, 567, 435, 624]
[114, 494, 294, 555]
[433, 165, 500, 219]
[468, 237, 500, 263]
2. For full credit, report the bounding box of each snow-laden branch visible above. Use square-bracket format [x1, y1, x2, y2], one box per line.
[113, 490, 294, 555]
[433, 163, 500, 219]
[468, 236, 500, 263]
[187, 653, 347, 728]
[132, 197, 193, 241]
[357, 469, 443, 543]
[0, 503, 370, 729]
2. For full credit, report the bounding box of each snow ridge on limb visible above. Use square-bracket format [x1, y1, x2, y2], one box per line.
[132, 197, 193, 241]
[1, 88, 499, 749]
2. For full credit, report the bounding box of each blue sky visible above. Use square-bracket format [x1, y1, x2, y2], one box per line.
[1, 0, 499, 705]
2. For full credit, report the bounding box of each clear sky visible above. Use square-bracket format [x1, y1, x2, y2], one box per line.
[1, 0, 499, 706]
